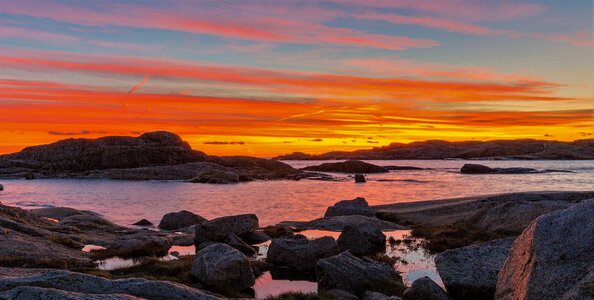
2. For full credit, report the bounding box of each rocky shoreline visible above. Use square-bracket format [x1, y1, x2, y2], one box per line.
[0, 191, 592, 299]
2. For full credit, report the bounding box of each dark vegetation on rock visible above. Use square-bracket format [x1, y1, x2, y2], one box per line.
[276, 138, 594, 160]
[0, 131, 304, 182]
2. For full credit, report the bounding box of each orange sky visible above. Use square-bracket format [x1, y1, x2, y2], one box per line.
[0, 1, 592, 156]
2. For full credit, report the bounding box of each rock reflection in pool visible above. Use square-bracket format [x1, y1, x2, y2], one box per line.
[252, 229, 442, 297]
[83, 244, 196, 271]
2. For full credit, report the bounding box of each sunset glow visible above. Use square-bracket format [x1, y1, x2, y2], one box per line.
[1, 1, 592, 156]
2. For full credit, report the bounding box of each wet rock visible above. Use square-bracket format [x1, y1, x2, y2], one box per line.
[355, 173, 366, 183]
[267, 235, 340, 271]
[325, 197, 376, 217]
[158, 210, 206, 230]
[170, 251, 181, 258]
[225, 233, 256, 256]
[302, 160, 388, 173]
[402, 276, 448, 300]
[316, 251, 406, 297]
[435, 237, 514, 300]
[195, 214, 258, 244]
[0, 286, 143, 300]
[60, 214, 120, 228]
[362, 291, 403, 300]
[262, 225, 296, 238]
[460, 164, 494, 174]
[337, 224, 386, 256]
[496, 199, 594, 299]
[192, 243, 255, 292]
[324, 289, 359, 300]
[189, 170, 240, 184]
[132, 219, 153, 226]
[31, 207, 100, 221]
[0, 267, 221, 299]
[279, 215, 405, 231]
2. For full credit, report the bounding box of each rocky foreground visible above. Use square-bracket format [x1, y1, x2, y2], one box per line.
[0, 131, 304, 182]
[0, 191, 593, 299]
[276, 138, 594, 160]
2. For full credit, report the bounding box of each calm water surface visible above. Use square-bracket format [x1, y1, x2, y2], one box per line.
[1, 160, 592, 226]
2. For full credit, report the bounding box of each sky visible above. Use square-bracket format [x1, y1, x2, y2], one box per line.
[0, 0, 593, 157]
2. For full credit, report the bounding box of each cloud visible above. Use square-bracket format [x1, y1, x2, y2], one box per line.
[48, 130, 106, 136]
[310, 138, 324, 142]
[204, 141, 245, 145]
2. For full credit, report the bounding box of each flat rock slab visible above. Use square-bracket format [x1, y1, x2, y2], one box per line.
[279, 215, 407, 231]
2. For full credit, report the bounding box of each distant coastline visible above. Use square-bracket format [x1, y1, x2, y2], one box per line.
[274, 139, 594, 161]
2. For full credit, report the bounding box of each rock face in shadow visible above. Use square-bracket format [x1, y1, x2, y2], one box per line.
[402, 276, 449, 300]
[275, 139, 594, 160]
[337, 224, 386, 256]
[0, 286, 143, 300]
[302, 160, 388, 173]
[495, 199, 594, 299]
[0, 267, 222, 299]
[316, 251, 406, 297]
[0, 131, 304, 182]
[158, 210, 206, 230]
[192, 243, 255, 293]
[194, 214, 259, 244]
[435, 238, 514, 300]
[267, 235, 340, 271]
[279, 215, 406, 231]
[325, 197, 376, 218]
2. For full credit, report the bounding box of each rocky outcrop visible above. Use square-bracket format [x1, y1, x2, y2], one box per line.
[132, 219, 153, 226]
[355, 173, 366, 183]
[325, 197, 376, 217]
[402, 276, 448, 300]
[195, 214, 259, 244]
[158, 210, 206, 230]
[189, 170, 240, 184]
[275, 139, 594, 160]
[267, 235, 340, 271]
[0, 131, 305, 182]
[0, 286, 143, 299]
[316, 251, 406, 297]
[337, 224, 386, 256]
[495, 199, 594, 299]
[362, 291, 403, 300]
[435, 238, 513, 300]
[0, 267, 222, 299]
[279, 215, 406, 231]
[302, 160, 388, 173]
[192, 243, 255, 292]
[460, 163, 550, 174]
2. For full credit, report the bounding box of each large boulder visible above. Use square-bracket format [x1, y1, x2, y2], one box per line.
[495, 199, 594, 299]
[316, 251, 406, 297]
[460, 164, 494, 174]
[302, 160, 388, 173]
[402, 276, 448, 300]
[435, 238, 514, 300]
[354, 174, 366, 183]
[267, 235, 340, 271]
[195, 214, 258, 244]
[191, 243, 255, 292]
[189, 170, 240, 184]
[158, 210, 206, 230]
[337, 224, 386, 256]
[325, 197, 376, 217]
[0, 267, 221, 299]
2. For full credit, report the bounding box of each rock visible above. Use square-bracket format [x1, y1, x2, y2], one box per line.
[316, 251, 406, 297]
[24, 172, 34, 180]
[240, 230, 271, 245]
[31, 207, 99, 220]
[0, 286, 143, 299]
[460, 164, 494, 174]
[325, 197, 376, 217]
[324, 289, 359, 300]
[192, 243, 255, 292]
[337, 224, 386, 256]
[262, 225, 296, 238]
[435, 238, 514, 300]
[170, 251, 181, 258]
[279, 215, 406, 231]
[402, 276, 448, 300]
[158, 210, 206, 230]
[383, 166, 424, 171]
[302, 160, 388, 173]
[355, 173, 366, 183]
[195, 214, 258, 244]
[495, 199, 594, 299]
[267, 235, 340, 271]
[132, 219, 153, 226]
[225, 233, 256, 255]
[189, 170, 240, 184]
[362, 291, 403, 300]
[0, 183, 3, 191]
[0, 267, 222, 299]
[60, 214, 120, 228]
